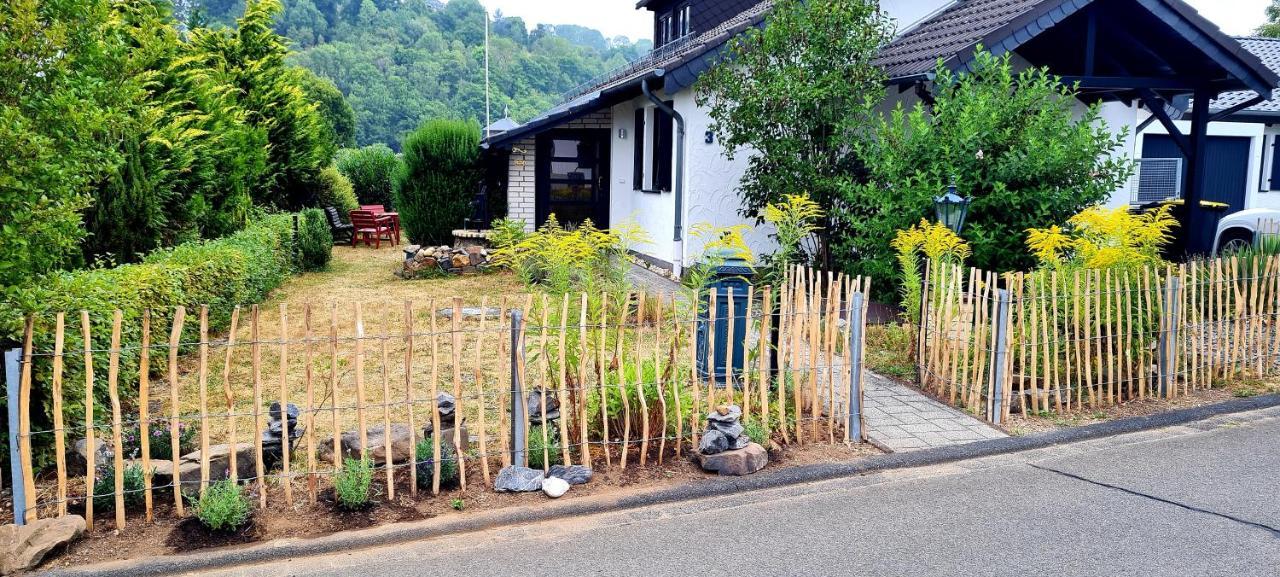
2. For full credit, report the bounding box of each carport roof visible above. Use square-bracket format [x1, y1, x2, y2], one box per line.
[1212, 37, 1280, 120]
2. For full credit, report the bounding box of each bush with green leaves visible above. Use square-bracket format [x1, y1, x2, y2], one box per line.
[297, 208, 334, 271]
[195, 479, 252, 532]
[527, 425, 563, 470]
[741, 417, 766, 445]
[396, 119, 482, 245]
[92, 464, 147, 511]
[337, 144, 402, 208]
[1, 214, 298, 471]
[315, 166, 359, 218]
[414, 437, 460, 490]
[334, 457, 373, 509]
[839, 48, 1132, 298]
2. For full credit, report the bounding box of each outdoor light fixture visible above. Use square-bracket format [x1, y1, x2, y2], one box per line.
[619, 128, 628, 140]
[934, 177, 970, 234]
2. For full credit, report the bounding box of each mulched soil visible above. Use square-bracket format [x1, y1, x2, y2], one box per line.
[38, 442, 880, 572]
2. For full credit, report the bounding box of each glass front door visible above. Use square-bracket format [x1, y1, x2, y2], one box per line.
[536, 129, 610, 228]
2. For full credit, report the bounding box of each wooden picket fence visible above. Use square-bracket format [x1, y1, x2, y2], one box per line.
[9, 266, 869, 530]
[919, 253, 1280, 422]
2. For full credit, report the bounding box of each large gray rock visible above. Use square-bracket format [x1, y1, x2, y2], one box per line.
[179, 443, 257, 484]
[66, 438, 111, 477]
[546, 464, 592, 485]
[494, 466, 545, 492]
[696, 442, 768, 476]
[698, 429, 731, 455]
[337, 424, 414, 465]
[1, 515, 86, 574]
[526, 388, 560, 423]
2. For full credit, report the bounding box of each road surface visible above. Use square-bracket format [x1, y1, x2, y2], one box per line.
[193, 407, 1280, 577]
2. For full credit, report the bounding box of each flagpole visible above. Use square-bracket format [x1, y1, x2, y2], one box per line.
[484, 6, 491, 141]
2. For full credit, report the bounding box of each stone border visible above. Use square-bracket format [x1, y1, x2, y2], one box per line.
[44, 393, 1280, 577]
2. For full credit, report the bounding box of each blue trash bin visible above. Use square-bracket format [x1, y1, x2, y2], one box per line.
[696, 254, 754, 382]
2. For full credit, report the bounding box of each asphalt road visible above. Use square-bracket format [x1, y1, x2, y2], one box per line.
[193, 408, 1280, 577]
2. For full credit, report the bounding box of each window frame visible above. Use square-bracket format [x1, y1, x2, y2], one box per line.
[633, 108, 646, 191]
[657, 13, 673, 46]
[650, 101, 675, 193]
[677, 3, 692, 38]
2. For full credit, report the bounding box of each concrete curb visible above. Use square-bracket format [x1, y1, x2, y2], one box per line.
[46, 393, 1280, 577]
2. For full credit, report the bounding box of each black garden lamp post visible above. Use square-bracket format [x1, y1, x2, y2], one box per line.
[934, 178, 971, 234]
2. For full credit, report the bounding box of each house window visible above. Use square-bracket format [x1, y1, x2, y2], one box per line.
[658, 14, 673, 46]
[677, 4, 692, 38]
[633, 108, 646, 190]
[651, 102, 674, 192]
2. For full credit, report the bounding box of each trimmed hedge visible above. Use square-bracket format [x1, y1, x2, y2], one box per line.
[0, 213, 301, 471]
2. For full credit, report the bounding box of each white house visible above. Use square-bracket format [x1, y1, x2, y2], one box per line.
[481, 0, 1280, 272]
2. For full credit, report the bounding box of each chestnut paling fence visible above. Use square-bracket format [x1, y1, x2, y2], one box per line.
[919, 253, 1280, 423]
[7, 266, 870, 530]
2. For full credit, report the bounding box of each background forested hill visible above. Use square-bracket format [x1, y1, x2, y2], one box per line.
[189, 0, 651, 148]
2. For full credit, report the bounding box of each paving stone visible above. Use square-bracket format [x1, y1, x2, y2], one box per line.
[899, 422, 944, 434]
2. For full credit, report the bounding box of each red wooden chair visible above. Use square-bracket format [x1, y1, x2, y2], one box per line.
[360, 204, 386, 213]
[349, 210, 396, 248]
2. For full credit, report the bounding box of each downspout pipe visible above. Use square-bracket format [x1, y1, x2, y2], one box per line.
[642, 70, 686, 278]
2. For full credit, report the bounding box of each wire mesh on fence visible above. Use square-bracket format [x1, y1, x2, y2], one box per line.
[919, 254, 1280, 423]
[10, 265, 872, 530]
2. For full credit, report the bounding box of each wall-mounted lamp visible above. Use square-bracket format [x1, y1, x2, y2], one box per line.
[619, 128, 628, 140]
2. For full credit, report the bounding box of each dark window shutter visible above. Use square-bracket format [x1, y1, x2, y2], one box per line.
[1270, 136, 1280, 191]
[633, 109, 645, 190]
[653, 102, 674, 191]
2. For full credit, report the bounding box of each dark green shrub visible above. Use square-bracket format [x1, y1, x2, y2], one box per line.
[195, 479, 252, 532]
[297, 208, 333, 271]
[414, 437, 459, 490]
[741, 417, 766, 445]
[396, 119, 481, 245]
[527, 425, 562, 470]
[336, 144, 401, 208]
[315, 166, 358, 218]
[334, 457, 373, 509]
[1, 214, 299, 471]
[92, 463, 147, 511]
[123, 419, 198, 460]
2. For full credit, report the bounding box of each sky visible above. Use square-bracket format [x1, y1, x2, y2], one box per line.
[475, 0, 1273, 43]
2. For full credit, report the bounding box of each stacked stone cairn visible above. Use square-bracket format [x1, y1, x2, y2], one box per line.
[696, 404, 768, 476]
[494, 388, 593, 497]
[398, 244, 490, 278]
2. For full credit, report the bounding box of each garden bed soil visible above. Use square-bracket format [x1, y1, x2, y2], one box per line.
[36, 441, 879, 572]
[1001, 378, 1279, 436]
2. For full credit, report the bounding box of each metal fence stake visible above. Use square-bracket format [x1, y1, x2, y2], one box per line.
[509, 309, 527, 468]
[847, 292, 865, 442]
[990, 289, 1011, 425]
[1159, 275, 1181, 399]
[5, 347, 25, 525]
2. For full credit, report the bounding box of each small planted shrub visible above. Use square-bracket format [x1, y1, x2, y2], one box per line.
[336, 144, 402, 208]
[315, 166, 359, 218]
[195, 479, 252, 532]
[414, 437, 459, 490]
[527, 425, 563, 470]
[741, 417, 766, 445]
[396, 119, 482, 245]
[297, 208, 334, 271]
[92, 464, 147, 511]
[334, 457, 373, 509]
[450, 498, 465, 511]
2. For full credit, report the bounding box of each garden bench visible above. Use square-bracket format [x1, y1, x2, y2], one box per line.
[349, 209, 398, 248]
[325, 206, 354, 245]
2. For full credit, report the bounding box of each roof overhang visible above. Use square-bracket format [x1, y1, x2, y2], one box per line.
[880, 0, 1279, 104]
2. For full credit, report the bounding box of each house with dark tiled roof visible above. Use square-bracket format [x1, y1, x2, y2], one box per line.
[481, 0, 1280, 268]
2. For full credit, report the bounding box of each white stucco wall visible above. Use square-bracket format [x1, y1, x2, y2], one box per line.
[609, 98, 676, 264]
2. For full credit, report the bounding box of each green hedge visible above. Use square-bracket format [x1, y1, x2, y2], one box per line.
[0, 213, 302, 473]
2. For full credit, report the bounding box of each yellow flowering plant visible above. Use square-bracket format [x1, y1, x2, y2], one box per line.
[760, 193, 824, 286]
[1026, 204, 1176, 270]
[892, 219, 971, 324]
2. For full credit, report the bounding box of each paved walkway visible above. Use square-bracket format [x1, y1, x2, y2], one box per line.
[626, 262, 681, 298]
[863, 371, 1007, 452]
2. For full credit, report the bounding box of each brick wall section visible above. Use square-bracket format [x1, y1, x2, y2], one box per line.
[507, 137, 536, 230]
[506, 111, 613, 231]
